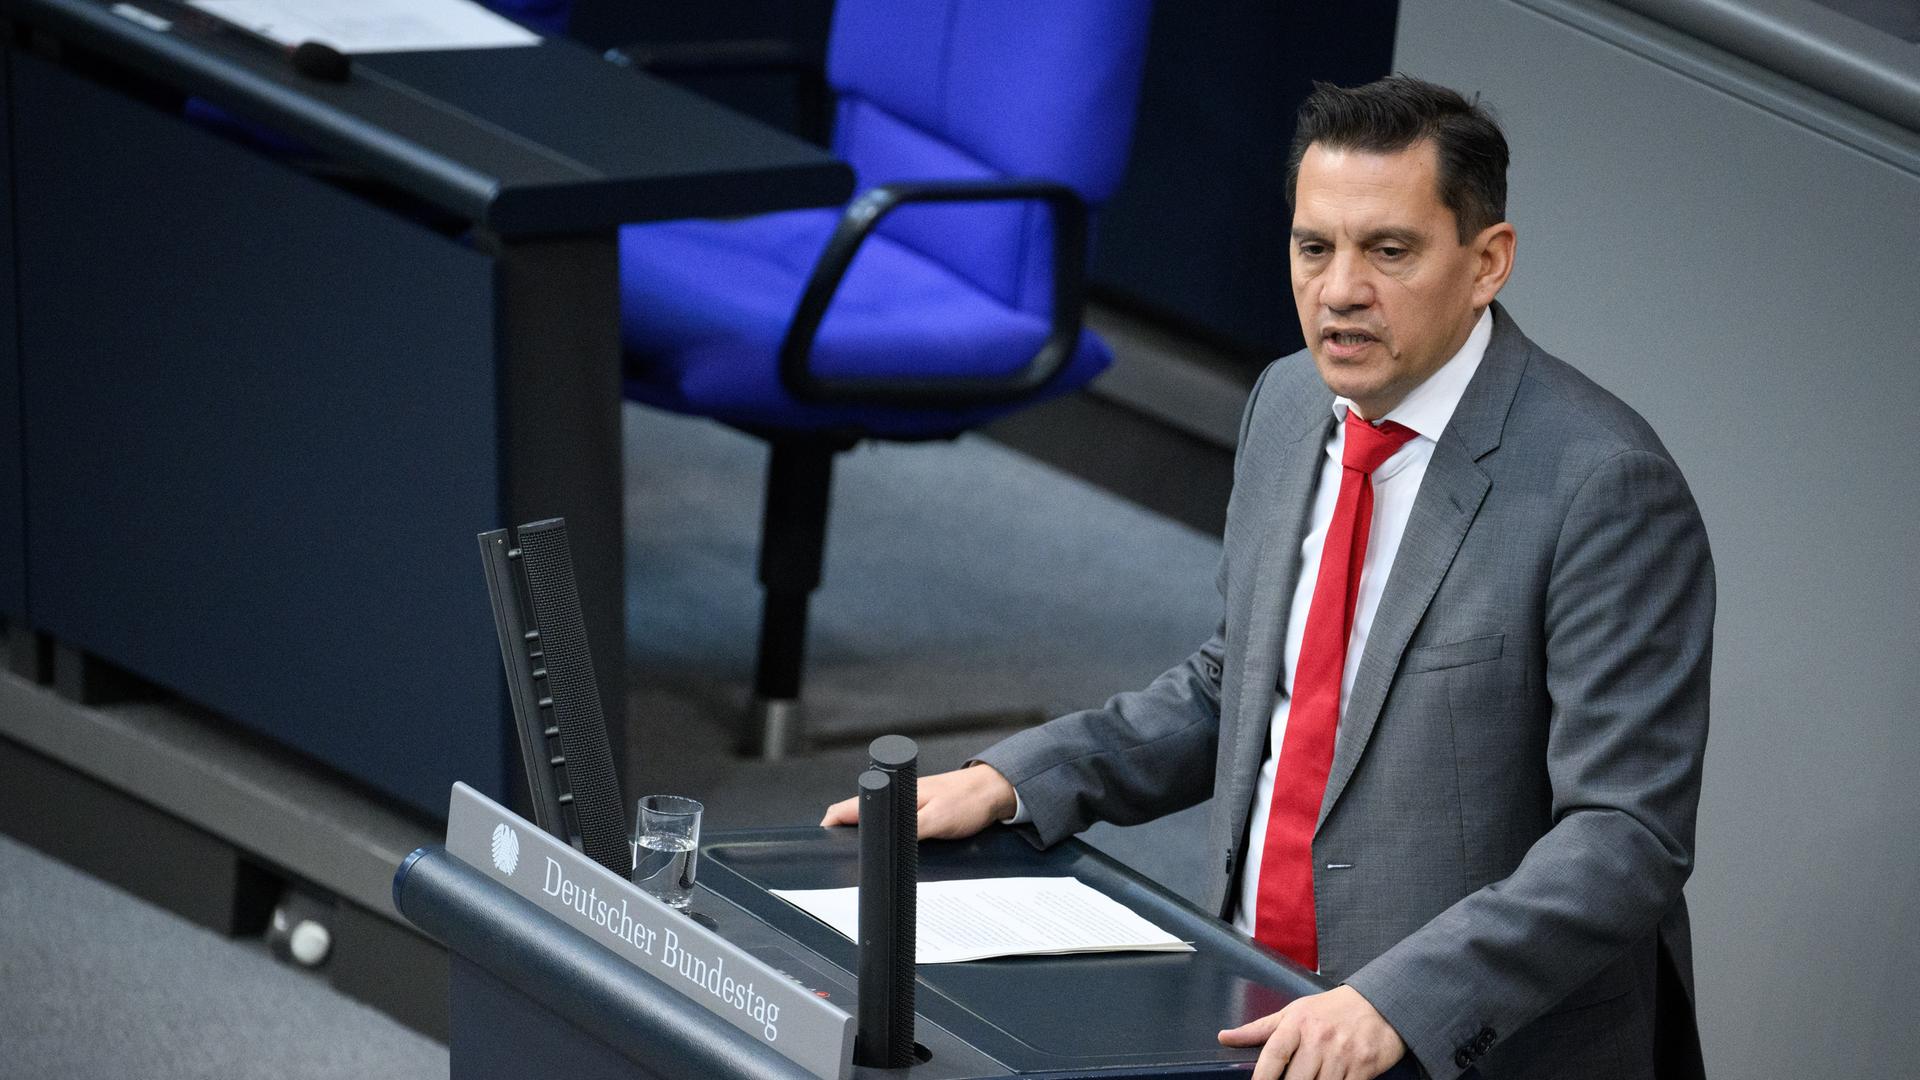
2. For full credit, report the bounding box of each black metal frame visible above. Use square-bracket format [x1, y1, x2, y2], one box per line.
[479, 527, 570, 838]
[777, 179, 1089, 406]
[478, 520, 630, 877]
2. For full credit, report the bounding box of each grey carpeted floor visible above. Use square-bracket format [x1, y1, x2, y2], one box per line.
[0, 403, 1225, 1078]
[618, 407, 1223, 890]
[0, 832, 450, 1080]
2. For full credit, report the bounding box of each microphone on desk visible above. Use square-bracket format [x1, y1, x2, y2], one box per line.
[855, 735, 920, 1069]
[144, 0, 352, 82]
[289, 40, 351, 83]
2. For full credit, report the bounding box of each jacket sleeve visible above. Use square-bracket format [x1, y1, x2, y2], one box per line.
[973, 624, 1227, 847]
[1345, 447, 1715, 1080]
[971, 361, 1280, 848]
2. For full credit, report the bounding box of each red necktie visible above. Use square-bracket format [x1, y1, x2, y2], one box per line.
[1254, 408, 1417, 970]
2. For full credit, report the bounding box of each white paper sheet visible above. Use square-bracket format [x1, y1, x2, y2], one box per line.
[188, 0, 540, 53]
[772, 877, 1194, 964]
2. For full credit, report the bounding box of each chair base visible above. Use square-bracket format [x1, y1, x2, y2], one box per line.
[740, 437, 1047, 761]
[746, 697, 808, 761]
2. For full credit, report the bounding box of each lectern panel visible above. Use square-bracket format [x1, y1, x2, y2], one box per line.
[703, 828, 1325, 1075]
[12, 53, 506, 812]
[405, 815, 1423, 1079]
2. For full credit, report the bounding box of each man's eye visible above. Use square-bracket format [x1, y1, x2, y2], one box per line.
[1298, 243, 1327, 257]
[1375, 246, 1407, 259]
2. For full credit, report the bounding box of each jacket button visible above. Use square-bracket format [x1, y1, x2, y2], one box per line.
[1455, 1048, 1473, 1069]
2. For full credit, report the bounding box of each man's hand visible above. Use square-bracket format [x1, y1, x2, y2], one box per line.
[819, 762, 1017, 840]
[1217, 985, 1405, 1080]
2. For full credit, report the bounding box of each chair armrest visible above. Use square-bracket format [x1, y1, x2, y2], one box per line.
[779, 180, 1089, 407]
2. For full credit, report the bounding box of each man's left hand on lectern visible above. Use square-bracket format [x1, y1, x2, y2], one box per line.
[1217, 984, 1406, 1080]
[819, 762, 1017, 840]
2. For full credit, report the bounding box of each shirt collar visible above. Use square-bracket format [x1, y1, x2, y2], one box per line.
[1332, 307, 1493, 443]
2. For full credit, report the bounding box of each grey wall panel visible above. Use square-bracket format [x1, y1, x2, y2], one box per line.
[1395, 1, 1920, 1075]
[1610, 0, 1920, 128]
[12, 54, 508, 816]
[0, 48, 25, 621]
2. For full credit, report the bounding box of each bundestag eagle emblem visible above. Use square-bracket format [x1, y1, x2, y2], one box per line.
[490, 822, 520, 876]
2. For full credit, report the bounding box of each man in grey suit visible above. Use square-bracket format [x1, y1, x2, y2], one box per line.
[825, 76, 1713, 1080]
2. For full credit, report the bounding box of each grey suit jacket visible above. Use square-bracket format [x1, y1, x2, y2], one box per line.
[976, 307, 1714, 1080]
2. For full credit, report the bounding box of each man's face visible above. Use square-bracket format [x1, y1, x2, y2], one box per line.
[1290, 139, 1512, 418]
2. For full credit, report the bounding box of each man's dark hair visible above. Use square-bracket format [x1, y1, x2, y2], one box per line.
[1284, 75, 1509, 243]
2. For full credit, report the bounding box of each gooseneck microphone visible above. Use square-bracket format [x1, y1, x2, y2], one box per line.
[854, 735, 919, 1068]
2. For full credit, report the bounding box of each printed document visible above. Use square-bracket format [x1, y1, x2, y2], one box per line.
[188, 0, 540, 53]
[772, 877, 1194, 964]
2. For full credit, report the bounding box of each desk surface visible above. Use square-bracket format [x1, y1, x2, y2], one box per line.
[399, 822, 1426, 1078]
[4, 0, 854, 234]
[703, 827, 1341, 1078]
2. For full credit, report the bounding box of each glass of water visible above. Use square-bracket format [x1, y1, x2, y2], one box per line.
[631, 795, 702, 910]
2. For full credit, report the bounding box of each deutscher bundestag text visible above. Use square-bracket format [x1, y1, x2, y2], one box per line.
[542, 857, 780, 1041]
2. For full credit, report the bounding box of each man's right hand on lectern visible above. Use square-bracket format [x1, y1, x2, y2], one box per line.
[820, 761, 1017, 840]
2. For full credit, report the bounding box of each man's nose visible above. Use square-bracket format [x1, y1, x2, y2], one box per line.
[1320, 252, 1373, 311]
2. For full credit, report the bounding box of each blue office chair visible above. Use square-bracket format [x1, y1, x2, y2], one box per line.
[618, 0, 1153, 757]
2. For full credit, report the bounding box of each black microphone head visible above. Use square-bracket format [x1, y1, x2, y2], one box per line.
[291, 40, 351, 82]
[867, 735, 918, 771]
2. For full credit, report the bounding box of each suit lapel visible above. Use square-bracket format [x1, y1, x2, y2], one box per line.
[1316, 439, 1487, 830]
[1315, 306, 1530, 832]
[1224, 386, 1333, 839]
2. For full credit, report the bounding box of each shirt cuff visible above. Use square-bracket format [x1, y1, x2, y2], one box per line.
[964, 758, 1031, 825]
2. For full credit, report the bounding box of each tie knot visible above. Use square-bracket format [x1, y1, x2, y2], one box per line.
[1341, 409, 1418, 474]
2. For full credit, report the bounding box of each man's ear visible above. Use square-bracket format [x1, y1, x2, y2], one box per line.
[1471, 222, 1517, 309]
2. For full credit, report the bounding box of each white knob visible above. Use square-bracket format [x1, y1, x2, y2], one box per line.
[288, 920, 332, 967]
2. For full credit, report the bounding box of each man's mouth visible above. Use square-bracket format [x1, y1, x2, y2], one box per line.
[1321, 328, 1381, 358]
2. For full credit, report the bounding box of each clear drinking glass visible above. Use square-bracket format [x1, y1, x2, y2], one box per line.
[631, 795, 702, 910]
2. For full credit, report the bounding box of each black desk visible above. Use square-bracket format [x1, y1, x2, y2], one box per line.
[398, 824, 1422, 1080]
[0, 0, 851, 813]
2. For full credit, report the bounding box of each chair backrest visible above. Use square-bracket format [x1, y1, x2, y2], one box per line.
[826, 0, 1152, 317]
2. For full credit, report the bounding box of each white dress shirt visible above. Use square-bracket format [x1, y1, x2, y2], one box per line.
[1000, 310, 1492, 943]
[1231, 308, 1492, 941]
